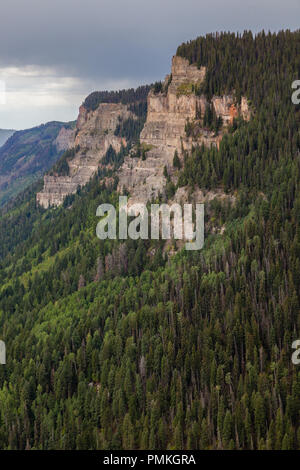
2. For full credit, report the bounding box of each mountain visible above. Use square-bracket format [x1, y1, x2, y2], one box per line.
[0, 30, 299, 450]
[118, 55, 250, 205]
[36, 63, 250, 209]
[0, 129, 15, 147]
[36, 86, 150, 207]
[0, 121, 75, 206]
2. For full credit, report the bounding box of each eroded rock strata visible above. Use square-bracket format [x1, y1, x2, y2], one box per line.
[36, 103, 132, 208]
[37, 56, 250, 208]
[117, 56, 250, 204]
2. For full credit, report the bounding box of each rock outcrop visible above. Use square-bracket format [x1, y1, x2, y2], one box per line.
[54, 126, 75, 153]
[37, 103, 132, 208]
[118, 56, 250, 205]
[36, 175, 79, 207]
[37, 55, 251, 209]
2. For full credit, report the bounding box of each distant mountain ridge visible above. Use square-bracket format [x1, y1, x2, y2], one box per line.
[0, 120, 75, 206]
[0, 129, 15, 147]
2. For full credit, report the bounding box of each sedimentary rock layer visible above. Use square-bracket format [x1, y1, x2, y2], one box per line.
[118, 56, 250, 205]
[37, 103, 131, 208]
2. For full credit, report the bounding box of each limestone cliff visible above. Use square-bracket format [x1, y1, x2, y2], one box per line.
[37, 56, 250, 209]
[54, 126, 75, 153]
[37, 103, 133, 208]
[118, 56, 250, 204]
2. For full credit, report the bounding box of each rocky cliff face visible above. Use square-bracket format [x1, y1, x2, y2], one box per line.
[37, 56, 250, 209]
[54, 126, 75, 153]
[37, 103, 132, 208]
[118, 56, 250, 205]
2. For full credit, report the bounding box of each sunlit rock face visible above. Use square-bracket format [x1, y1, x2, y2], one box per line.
[37, 55, 251, 209]
[37, 102, 131, 208]
[118, 56, 250, 205]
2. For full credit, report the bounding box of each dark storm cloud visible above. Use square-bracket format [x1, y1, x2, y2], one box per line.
[0, 0, 299, 128]
[1, 0, 299, 82]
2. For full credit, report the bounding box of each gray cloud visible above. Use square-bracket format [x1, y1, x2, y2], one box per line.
[0, 0, 299, 128]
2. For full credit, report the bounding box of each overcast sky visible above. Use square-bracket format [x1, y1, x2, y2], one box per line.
[0, 0, 299, 129]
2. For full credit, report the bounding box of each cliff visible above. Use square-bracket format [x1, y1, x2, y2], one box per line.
[36, 103, 133, 208]
[37, 56, 250, 209]
[118, 56, 250, 204]
[53, 126, 75, 152]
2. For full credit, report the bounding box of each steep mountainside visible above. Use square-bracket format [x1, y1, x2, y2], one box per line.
[0, 121, 74, 206]
[0, 129, 15, 148]
[37, 56, 250, 209]
[37, 87, 150, 208]
[0, 31, 299, 451]
[118, 56, 250, 204]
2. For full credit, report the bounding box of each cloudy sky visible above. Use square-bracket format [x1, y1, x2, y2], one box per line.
[0, 0, 299, 129]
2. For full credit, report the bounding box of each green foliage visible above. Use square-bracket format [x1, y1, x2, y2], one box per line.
[185, 119, 193, 137]
[0, 30, 299, 450]
[176, 30, 300, 105]
[153, 81, 163, 94]
[176, 82, 195, 96]
[114, 117, 146, 143]
[102, 144, 131, 168]
[0, 121, 74, 205]
[49, 146, 80, 176]
[173, 150, 181, 169]
[83, 86, 151, 112]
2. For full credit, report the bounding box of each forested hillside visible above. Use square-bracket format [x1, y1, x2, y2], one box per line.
[83, 86, 151, 112]
[0, 121, 74, 206]
[0, 31, 299, 450]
